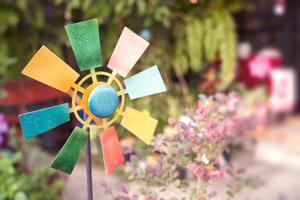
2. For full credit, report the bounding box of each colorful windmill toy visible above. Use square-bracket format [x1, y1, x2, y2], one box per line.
[18, 18, 167, 178]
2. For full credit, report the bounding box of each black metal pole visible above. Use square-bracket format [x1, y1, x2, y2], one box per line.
[86, 132, 93, 200]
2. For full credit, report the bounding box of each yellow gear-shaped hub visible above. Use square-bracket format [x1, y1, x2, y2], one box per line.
[70, 70, 125, 129]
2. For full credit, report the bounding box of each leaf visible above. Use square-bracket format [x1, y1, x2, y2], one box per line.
[16, 1, 28, 11]
[174, 26, 189, 75]
[14, 192, 27, 200]
[82, 0, 92, 10]
[33, 4, 44, 29]
[54, 0, 64, 5]
[136, 0, 146, 16]
[203, 15, 219, 62]
[217, 11, 237, 91]
[115, 1, 126, 14]
[186, 18, 204, 72]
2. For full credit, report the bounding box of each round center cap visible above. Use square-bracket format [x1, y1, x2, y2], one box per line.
[88, 85, 119, 118]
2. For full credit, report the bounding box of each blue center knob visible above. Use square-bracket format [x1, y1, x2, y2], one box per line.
[88, 85, 119, 118]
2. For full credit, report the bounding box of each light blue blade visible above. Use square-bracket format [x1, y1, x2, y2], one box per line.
[18, 103, 70, 140]
[124, 65, 167, 99]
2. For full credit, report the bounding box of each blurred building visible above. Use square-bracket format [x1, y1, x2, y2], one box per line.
[236, 0, 300, 111]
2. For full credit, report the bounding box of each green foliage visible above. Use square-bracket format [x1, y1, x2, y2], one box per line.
[203, 16, 218, 62]
[0, 6, 18, 79]
[0, 152, 64, 200]
[0, 0, 246, 86]
[173, 26, 189, 75]
[186, 18, 204, 72]
[226, 175, 261, 200]
[217, 11, 237, 90]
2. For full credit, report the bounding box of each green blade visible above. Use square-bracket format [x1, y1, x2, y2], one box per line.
[50, 127, 87, 174]
[18, 103, 70, 140]
[65, 19, 102, 71]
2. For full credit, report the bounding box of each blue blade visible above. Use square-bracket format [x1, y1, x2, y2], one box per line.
[19, 103, 70, 140]
[124, 65, 167, 99]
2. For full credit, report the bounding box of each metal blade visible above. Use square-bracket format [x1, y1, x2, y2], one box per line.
[100, 126, 125, 174]
[124, 65, 167, 99]
[21, 46, 79, 93]
[107, 27, 149, 77]
[50, 126, 87, 174]
[19, 103, 70, 140]
[65, 19, 102, 71]
[120, 107, 157, 145]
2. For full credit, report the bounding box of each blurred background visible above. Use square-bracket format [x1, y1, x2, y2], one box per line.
[0, 0, 299, 199]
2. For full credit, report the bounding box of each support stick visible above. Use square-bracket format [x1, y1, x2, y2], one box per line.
[86, 132, 93, 200]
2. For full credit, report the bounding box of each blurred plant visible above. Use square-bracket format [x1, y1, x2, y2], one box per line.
[0, 125, 66, 200]
[197, 65, 219, 94]
[110, 93, 263, 199]
[100, 181, 140, 200]
[225, 165, 262, 200]
[6, 125, 67, 173]
[0, 152, 64, 200]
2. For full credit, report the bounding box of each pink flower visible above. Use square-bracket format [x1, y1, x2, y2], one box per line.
[0, 114, 8, 146]
[227, 95, 241, 112]
[0, 114, 8, 134]
[218, 170, 225, 179]
[249, 55, 272, 79]
[168, 117, 176, 125]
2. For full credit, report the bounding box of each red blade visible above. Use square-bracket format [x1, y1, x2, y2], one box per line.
[100, 127, 125, 174]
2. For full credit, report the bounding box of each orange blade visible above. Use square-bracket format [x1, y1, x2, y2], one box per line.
[22, 46, 80, 93]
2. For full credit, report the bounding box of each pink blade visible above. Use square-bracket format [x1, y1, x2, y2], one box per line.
[100, 127, 125, 174]
[107, 27, 149, 77]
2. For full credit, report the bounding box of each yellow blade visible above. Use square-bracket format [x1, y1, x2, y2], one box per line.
[22, 46, 80, 93]
[120, 107, 158, 145]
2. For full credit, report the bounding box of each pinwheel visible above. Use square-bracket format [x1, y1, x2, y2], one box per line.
[18, 19, 167, 178]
